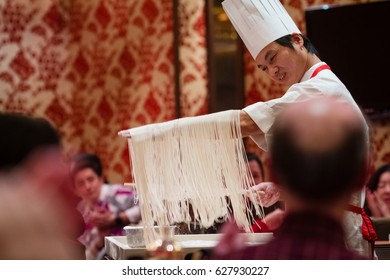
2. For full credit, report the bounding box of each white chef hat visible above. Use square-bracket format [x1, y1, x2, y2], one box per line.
[222, 0, 301, 59]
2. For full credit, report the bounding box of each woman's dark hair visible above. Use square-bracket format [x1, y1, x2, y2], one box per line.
[275, 34, 320, 57]
[246, 152, 265, 181]
[367, 164, 390, 192]
[70, 153, 103, 181]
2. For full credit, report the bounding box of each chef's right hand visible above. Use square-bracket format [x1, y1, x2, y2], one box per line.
[251, 182, 280, 207]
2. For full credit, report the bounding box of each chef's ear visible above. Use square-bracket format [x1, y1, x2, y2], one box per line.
[291, 33, 304, 47]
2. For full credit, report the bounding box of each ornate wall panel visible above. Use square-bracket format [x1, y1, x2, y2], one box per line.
[178, 0, 208, 117]
[0, 0, 176, 182]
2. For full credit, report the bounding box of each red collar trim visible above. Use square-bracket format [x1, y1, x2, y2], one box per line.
[310, 64, 331, 79]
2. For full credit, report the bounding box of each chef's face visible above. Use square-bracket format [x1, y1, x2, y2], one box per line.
[255, 34, 308, 87]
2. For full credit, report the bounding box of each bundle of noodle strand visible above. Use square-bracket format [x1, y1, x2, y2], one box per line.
[122, 110, 264, 246]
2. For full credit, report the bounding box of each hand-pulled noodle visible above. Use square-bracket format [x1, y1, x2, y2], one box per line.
[120, 110, 264, 245]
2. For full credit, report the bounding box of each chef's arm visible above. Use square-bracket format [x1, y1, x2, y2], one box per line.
[240, 110, 263, 137]
[120, 110, 264, 141]
[120, 110, 257, 139]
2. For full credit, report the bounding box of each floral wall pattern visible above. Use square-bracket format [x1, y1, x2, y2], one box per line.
[178, 0, 208, 117]
[0, 0, 176, 182]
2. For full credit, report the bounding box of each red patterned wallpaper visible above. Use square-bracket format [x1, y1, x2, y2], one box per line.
[178, 0, 208, 117]
[0, 0, 176, 182]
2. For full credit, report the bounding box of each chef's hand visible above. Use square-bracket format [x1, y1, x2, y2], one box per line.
[251, 182, 281, 207]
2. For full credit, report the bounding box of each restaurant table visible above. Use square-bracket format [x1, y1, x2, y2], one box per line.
[104, 233, 273, 260]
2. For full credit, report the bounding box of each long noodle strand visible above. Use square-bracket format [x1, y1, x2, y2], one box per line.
[120, 110, 264, 245]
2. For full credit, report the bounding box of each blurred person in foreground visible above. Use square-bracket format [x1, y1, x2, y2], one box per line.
[365, 164, 390, 217]
[214, 97, 371, 260]
[70, 153, 141, 259]
[0, 112, 84, 259]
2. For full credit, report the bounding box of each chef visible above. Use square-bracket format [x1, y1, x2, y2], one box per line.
[221, 0, 375, 258]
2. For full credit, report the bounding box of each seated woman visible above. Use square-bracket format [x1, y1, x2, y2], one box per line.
[70, 153, 142, 259]
[365, 164, 390, 241]
[245, 151, 284, 233]
[365, 164, 390, 217]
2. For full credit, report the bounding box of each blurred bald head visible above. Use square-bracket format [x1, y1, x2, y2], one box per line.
[270, 97, 368, 203]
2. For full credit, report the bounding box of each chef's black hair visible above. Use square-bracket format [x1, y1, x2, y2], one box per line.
[275, 34, 320, 57]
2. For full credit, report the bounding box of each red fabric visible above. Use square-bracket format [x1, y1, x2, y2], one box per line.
[310, 64, 331, 78]
[251, 219, 270, 233]
[347, 204, 377, 259]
